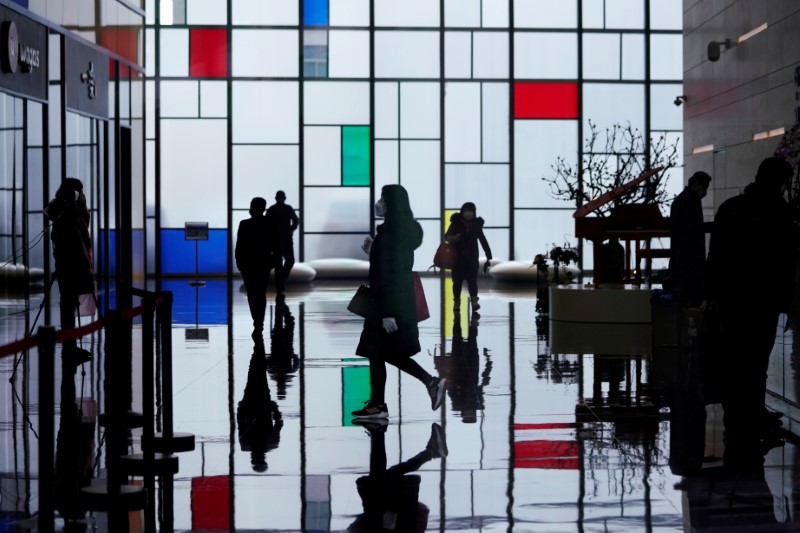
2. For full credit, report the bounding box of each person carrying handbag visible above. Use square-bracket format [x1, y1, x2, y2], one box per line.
[444, 202, 492, 312]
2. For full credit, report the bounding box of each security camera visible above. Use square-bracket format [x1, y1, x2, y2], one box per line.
[707, 39, 733, 62]
[674, 95, 686, 107]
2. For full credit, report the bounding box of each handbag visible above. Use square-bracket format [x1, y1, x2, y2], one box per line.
[347, 284, 377, 319]
[413, 272, 430, 322]
[433, 242, 458, 269]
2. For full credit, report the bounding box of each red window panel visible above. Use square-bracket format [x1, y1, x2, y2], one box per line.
[514, 440, 579, 469]
[191, 475, 230, 531]
[99, 28, 140, 78]
[514, 82, 578, 119]
[190, 28, 228, 78]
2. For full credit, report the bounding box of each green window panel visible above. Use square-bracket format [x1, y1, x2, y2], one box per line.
[342, 365, 371, 426]
[342, 126, 370, 186]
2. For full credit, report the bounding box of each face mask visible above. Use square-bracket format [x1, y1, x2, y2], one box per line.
[374, 199, 385, 218]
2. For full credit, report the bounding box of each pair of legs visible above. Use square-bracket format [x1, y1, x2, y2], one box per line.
[452, 267, 479, 310]
[58, 288, 91, 364]
[355, 353, 447, 417]
[274, 244, 295, 295]
[242, 272, 268, 331]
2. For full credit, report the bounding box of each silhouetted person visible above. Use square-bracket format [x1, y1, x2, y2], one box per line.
[348, 421, 447, 533]
[237, 344, 283, 472]
[667, 171, 712, 306]
[267, 190, 298, 299]
[435, 313, 492, 423]
[598, 237, 625, 284]
[267, 301, 299, 400]
[706, 157, 796, 447]
[45, 178, 94, 366]
[445, 202, 492, 312]
[236, 197, 273, 341]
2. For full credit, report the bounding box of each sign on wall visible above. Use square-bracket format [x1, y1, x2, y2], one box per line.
[65, 35, 109, 119]
[0, 4, 47, 100]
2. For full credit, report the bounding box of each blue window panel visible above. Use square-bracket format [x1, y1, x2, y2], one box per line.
[98, 229, 117, 274]
[10, 0, 28, 7]
[304, 0, 329, 26]
[160, 279, 229, 325]
[160, 228, 228, 275]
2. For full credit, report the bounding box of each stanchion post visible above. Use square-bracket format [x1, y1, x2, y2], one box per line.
[37, 326, 56, 533]
[105, 310, 127, 532]
[159, 291, 175, 533]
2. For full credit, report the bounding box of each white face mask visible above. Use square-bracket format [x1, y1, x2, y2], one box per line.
[374, 198, 386, 218]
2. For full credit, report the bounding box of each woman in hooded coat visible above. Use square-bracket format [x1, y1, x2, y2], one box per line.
[352, 185, 446, 419]
[444, 202, 492, 311]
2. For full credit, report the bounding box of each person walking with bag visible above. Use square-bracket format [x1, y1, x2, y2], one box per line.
[352, 185, 446, 419]
[444, 202, 492, 312]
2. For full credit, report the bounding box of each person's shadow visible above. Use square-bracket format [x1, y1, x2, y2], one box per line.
[434, 312, 492, 423]
[267, 301, 299, 400]
[237, 343, 283, 472]
[348, 422, 448, 532]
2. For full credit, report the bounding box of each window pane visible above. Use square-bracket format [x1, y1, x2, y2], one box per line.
[232, 30, 298, 78]
[445, 32, 472, 79]
[304, 187, 370, 232]
[161, 119, 228, 227]
[416, 220, 441, 271]
[304, 81, 370, 125]
[622, 33, 645, 80]
[304, 30, 328, 79]
[482, 0, 509, 28]
[400, 82, 440, 139]
[582, 0, 603, 29]
[200, 81, 228, 118]
[445, 82, 480, 163]
[342, 126, 370, 186]
[483, 228, 509, 260]
[445, 164, 510, 226]
[482, 82, 509, 163]
[514, 33, 577, 79]
[375, 140, 399, 192]
[400, 141, 440, 218]
[232, 0, 299, 25]
[304, 126, 341, 186]
[606, 0, 644, 29]
[445, 0, 479, 27]
[329, 30, 370, 79]
[160, 80, 199, 117]
[375, 32, 440, 79]
[514, 0, 577, 29]
[582, 83, 644, 134]
[304, 0, 329, 26]
[375, 82, 398, 138]
[583, 33, 620, 80]
[650, 84, 682, 131]
[232, 81, 299, 143]
[160, 29, 189, 77]
[514, 209, 575, 260]
[650, 0, 682, 30]
[304, 233, 366, 261]
[375, 0, 439, 27]
[514, 120, 578, 208]
[186, 0, 227, 25]
[233, 145, 299, 209]
[473, 32, 508, 79]
[650, 34, 682, 80]
[330, 0, 370, 26]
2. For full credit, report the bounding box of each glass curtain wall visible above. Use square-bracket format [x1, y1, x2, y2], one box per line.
[146, 0, 682, 275]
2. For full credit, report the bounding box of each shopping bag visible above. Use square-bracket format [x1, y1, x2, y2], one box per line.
[413, 272, 429, 322]
[433, 242, 458, 269]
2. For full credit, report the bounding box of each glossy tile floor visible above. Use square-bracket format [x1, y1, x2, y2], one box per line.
[2, 276, 800, 532]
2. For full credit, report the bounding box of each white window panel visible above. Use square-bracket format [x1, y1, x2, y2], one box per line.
[233, 145, 299, 210]
[473, 32, 508, 79]
[146, 81, 155, 138]
[514, 33, 577, 79]
[145, 28, 155, 77]
[329, 31, 370, 78]
[445, 164, 510, 226]
[375, 82, 399, 138]
[416, 220, 441, 272]
[483, 228, 509, 261]
[304, 127, 341, 186]
[514, 209, 575, 261]
[445, 82, 481, 163]
[400, 141, 440, 219]
[650, 84, 682, 131]
[330, 0, 370, 26]
[514, 0, 577, 28]
[583, 33, 620, 80]
[232, 81, 299, 143]
[304, 234, 367, 261]
[514, 120, 578, 208]
[606, 0, 644, 29]
[401, 83, 440, 139]
[482, 82, 509, 163]
[622, 33, 645, 80]
[186, 0, 226, 25]
[650, 0, 682, 30]
[582, 83, 645, 138]
[375, 32, 440, 79]
[232, 30, 298, 78]
[650, 34, 682, 80]
[445, 0, 479, 27]
[232, 0, 298, 25]
[375, 140, 399, 193]
[160, 81, 198, 117]
[482, 0, 509, 28]
[160, 29, 188, 77]
[445, 32, 472, 79]
[374, 0, 439, 27]
[304, 82, 370, 125]
[200, 81, 227, 118]
[161, 119, 227, 227]
[582, 0, 604, 29]
[304, 187, 370, 233]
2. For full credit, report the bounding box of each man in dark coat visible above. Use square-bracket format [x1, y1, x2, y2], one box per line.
[667, 171, 712, 306]
[705, 157, 796, 447]
[266, 190, 299, 299]
[237, 344, 283, 472]
[235, 197, 273, 339]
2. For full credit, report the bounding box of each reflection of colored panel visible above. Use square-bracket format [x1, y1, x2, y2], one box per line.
[160, 228, 228, 275]
[304, 0, 329, 26]
[191, 476, 230, 531]
[342, 366, 370, 426]
[514, 82, 578, 119]
[190, 29, 228, 78]
[444, 277, 468, 337]
[161, 279, 229, 325]
[305, 474, 331, 532]
[514, 440, 579, 469]
[342, 126, 370, 186]
[515, 423, 577, 430]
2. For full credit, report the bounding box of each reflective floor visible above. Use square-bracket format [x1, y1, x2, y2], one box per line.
[2, 276, 800, 532]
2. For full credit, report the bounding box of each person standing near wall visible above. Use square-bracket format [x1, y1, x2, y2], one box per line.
[236, 197, 273, 342]
[267, 190, 299, 300]
[444, 202, 492, 312]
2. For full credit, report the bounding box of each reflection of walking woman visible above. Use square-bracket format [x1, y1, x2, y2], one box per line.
[445, 202, 492, 311]
[352, 185, 446, 419]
